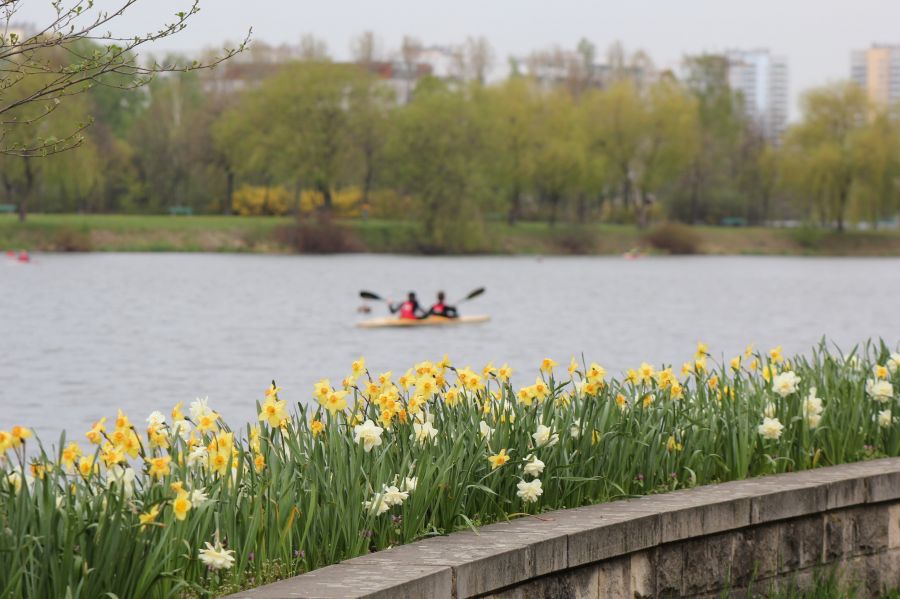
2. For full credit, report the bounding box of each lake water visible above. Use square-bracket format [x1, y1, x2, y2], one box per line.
[2, 253, 899, 441]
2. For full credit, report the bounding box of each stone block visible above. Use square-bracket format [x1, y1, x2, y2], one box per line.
[343, 533, 531, 598]
[865, 469, 900, 503]
[630, 551, 654, 599]
[889, 504, 900, 549]
[654, 544, 682, 598]
[850, 505, 889, 555]
[750, 483, 826, 525]
[222, 563, 452, 599]
[681, 532, 733, 595]
[480, 563, 599, 599]
[777, 515, 823, 573]
[824, 512, 851, 563]
[567, 512, 659, 568]
[658, 496, 751, 545]
[824, 476, 868, 511]
[596, 557, 630, 597]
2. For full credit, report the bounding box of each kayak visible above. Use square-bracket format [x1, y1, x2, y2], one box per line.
[357, 315, 490, 329]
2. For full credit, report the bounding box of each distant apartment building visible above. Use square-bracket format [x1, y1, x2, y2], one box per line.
[724, 49, 789, 143]
[519, 51, 655, 94]
[851, 45, 900, 108]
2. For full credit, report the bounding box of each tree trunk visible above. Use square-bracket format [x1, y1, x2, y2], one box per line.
[507, 186, 520, 226]
[317, 182, 333, 211]
[223, 167, 234, 215]
[637, 190, 651, 229]
[18, 157, 34, 223]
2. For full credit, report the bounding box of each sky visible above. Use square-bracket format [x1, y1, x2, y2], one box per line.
[12, 0, 900, 120]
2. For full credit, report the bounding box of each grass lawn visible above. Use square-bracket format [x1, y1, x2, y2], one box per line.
[3, 213, 900, 255]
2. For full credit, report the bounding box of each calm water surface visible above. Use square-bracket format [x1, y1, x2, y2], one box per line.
[2, 253, 899, 440]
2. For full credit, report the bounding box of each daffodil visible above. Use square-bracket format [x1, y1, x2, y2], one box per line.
[769, 346, 783, 363]
[351, 356, 366, 379]
[353, 420, 384, 452]
[199, 538, 235, 570]
[139, 505, 161, 530]
[258, 396, 287, 427]
[172, 490, 192, 521]
[60, 442, 81, 472]
[148, 456, 172, 479]
[497, 364, 513, 382]
[412, 420, 438, 444]
[758, 417, 784, 440]
[488, 449, 510, 470]
[531, 424, 558, 447]
[516, 478, 543, 503]
[323, 389, 348, 415]
[866, 379, 893, 403]
[10, 426, 31, 447]
[254, 453, 266, 472]
[540, 358, 557, 374]
[310, 419, 325, 437]
[523, 454, 545, 477]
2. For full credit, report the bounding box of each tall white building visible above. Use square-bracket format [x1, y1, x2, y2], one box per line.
[851, 45, 900, 108]
[725, 49, 789, 143]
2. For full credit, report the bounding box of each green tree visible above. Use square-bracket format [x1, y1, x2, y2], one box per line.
[216, 61, 369, 212]
[782, 83, 871, 232]
[385, 79, 488, 252]
[1, 0, 247, 156]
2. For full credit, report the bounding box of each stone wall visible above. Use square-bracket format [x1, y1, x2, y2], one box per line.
[226, 458, 900, 599]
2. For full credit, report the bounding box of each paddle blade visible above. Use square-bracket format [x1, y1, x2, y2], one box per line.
[359, 290, 383, 301]
[461, 287, 486, 302]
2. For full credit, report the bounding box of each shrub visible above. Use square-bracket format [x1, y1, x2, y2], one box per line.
[790, 223, 825, 250]
[51, 226, 93, 251]
[232, 185, 291, 216]
[275, 214, 365, 253]
[643, 222, 702, 254]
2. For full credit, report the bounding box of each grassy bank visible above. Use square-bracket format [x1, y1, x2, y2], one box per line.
[3, 213, 900, 255]
[1, 340, 899, 597]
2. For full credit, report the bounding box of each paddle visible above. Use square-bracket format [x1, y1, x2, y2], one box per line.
[455, 287, 486, 304]
[359, 290, 385, 301]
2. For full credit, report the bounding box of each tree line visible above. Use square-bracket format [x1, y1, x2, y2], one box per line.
[2, 36, 899, 248]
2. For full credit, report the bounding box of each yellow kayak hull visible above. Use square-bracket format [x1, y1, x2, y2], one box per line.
[357, 315, 490, 329]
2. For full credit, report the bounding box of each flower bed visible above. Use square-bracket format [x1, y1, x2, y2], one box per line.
[0, 341, 898, 597]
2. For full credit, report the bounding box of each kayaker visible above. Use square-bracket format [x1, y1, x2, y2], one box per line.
[389, 292, 426, 320]
[427, 291, 458, 318]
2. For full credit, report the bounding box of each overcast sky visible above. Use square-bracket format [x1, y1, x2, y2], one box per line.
[13, 0, 900, 119]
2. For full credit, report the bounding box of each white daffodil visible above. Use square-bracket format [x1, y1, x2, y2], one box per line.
[772, 372, 801, 397]
[516, 479, 543, 503]
[758, 417, 784, 440]
[412, 420, 438, 444]
[523, 454, 545, 477]
[866, 379, 893, 403]
[353, 420, 384, 452]
[198, 538, 235, 571]
[531, 424, 559, 447]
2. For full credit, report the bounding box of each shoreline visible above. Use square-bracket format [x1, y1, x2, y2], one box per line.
[4, 214, 900, 256]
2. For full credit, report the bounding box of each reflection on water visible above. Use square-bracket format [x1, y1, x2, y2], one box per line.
[2, 253, 899, 439]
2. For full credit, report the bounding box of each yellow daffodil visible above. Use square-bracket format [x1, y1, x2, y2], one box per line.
[323, 390, 348, 416]
[666, 435, 683, 453]
[568, 357, 578, 377]
[497, 364, 513, 382]
[172, 490, 192, 521]
[171, 402, 185, 422]
[351, 356, 366, 378]
[540, 358, 557, 374]
[770, 346, 783, 364]
[196, 412, 220, 434]
[695, 341, 709, 359]
[85, 417, 107, 445]
[258, 396, 287, 427]
[139, 505, 161, 530]
[10, 426, 32, 447]
[532, 378, 549, 401]
[638, 362, 655, 384]
[445, 387, 461, 406]
[310, 419, 325, 437]
[377, 371, 392, 386]
[264, 383, 281, 398]
[482, 362, 496, 378]
[730, 356, 742, 371]
[254, 453, 265, 472]
[77, 456, 96, 478]
[488, 449, 510, 470]
[0, 430, 11, 454]
[626, 369, 638, 384]
[148, 456, 172, 479]
[744, 344, 755, 357]
[874, 365, 889, 380]
[60, 442, 81, 472]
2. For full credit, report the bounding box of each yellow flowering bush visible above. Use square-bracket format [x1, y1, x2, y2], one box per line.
[0, 341, 898, 597]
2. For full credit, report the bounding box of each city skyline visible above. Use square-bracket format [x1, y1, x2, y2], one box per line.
[11, 0, 900, 120]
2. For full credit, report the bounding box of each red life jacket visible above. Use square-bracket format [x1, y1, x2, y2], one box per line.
[399, 301, 416, 319]
[432, 302, 446, 315]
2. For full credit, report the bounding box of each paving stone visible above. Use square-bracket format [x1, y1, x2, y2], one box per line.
[479, 563, 599, 599]
[221, 563, 452, 599]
